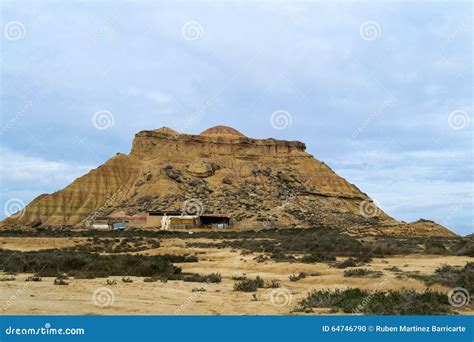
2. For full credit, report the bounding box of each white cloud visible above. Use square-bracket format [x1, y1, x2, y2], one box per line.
[328, 146, 473, 235]
[0, 147, 96, 220]
[0, 146, 94, 187]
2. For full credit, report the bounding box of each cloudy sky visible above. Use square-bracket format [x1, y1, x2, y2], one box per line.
[1, 1, 472, 235]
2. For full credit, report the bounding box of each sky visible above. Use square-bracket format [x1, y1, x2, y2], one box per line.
[0, 0, 472, 235]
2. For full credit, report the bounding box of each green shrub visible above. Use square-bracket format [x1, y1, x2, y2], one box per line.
[231, 275, 247, 281]
[294, 288, 453, 315]
[54, 278, 69, 285]
[423, 262, 473, 292]
[0, 249, 189, 278]
[335, 258, 358, 269]
[289, 272, 307, 282]
[424, 241, 447, 254]
[384, 266, 402, 272]
[301, 253, 336, 263]
[265, 279, 281, 288]
[234, 276, 265, 292]
[183, 273, 222, 283]
[451, 239, 474, 257]
[206, 273, 222, 283]
[343, 268, 382, 278]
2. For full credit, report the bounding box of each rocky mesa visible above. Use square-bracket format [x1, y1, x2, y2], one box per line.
[1, 125, 456, 237]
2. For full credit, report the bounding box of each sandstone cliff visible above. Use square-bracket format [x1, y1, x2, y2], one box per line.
[1, 125, 456, 237]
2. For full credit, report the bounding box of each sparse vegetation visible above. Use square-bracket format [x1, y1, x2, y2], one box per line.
[424, 240, 447, 254]
[122, 276, 133, 283]
[294, 288, 453, 315]
[0, 248, 197, 278]
[289, 272, 307, 282]
[75, 237, 161, 253]
[205, 273, 222, 283]
[265, 279, 281, 288]
[300, 253, 336, 263]
[183, 273, 222, 283]
[0, 226, 471, 316]
[343, 268, 382, 278]
[335, 258, 358, 269]
[54, 278, 69, 285]
[234, 276, 265, 292]
[0, 228, 471, 257]
[414, 262, 473, 292]
[231, 274, 247, 281]
[184, 229, 472, 262]
[384, 266, 402, 272]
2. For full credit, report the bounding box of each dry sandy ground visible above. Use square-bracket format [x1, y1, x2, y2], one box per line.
[0, 237, 85, 251]
[0, 237, 472, 315]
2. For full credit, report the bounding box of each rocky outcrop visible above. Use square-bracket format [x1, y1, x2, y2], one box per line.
[200, 125, 246, 137]
[346, 219, 457, 238]
[1, 126, 456, 236]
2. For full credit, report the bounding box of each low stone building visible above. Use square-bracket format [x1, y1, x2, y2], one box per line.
[145, 211, 232, 230]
